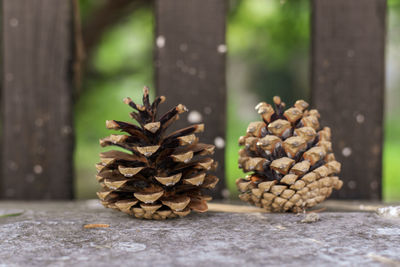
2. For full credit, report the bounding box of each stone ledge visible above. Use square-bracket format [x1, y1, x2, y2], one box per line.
[1, 201, 399, 266]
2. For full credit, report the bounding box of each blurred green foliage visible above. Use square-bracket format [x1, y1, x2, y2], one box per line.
[225, 0, 310, 194]
[74, 7, 154, 198]
[228, 0, 310, 101]
[75, 0, 400, 201]
[384, 0, 400, 201]
[384, 120, 400, 201]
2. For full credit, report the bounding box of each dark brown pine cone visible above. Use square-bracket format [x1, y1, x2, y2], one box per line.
[96, 87, 219, 219]
[236, 96, 343, 212]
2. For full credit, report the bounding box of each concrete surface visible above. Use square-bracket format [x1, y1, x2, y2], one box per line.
[0, 201, 399, 267]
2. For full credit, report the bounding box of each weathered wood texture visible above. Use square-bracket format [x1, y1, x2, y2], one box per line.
[311, 0, 386, 199]
[155, 0, 227, 198]
[1, 0, 74, 199]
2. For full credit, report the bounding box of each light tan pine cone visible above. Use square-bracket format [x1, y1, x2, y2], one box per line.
[96, 87, 219, 219]
[236, 96, 343, 212]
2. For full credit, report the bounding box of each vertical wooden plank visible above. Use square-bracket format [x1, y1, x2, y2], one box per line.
[155, 0, 227, 198]
[1, 0, 74, 199]
[311, 0, 386, 199]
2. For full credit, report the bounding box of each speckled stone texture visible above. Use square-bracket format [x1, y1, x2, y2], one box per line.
[0, 201, 399, 266]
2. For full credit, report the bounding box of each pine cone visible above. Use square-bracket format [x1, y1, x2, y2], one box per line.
[96, 87, 219, 219]
[236, 96, 343, 212]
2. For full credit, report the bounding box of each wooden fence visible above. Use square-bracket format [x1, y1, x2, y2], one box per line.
[0, 0, 386, 200]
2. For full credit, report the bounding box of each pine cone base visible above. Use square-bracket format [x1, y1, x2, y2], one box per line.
[237, 171, 343, 213]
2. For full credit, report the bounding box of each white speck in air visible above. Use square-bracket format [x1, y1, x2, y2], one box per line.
[222, 189, 230, 199]
[214, 137, 225, 149]
[33, 165, 43, 174]
[342, 147, 352, 157]
[187, 110, 202, 123]
[156, 36, 165, 48]
[356, 114, 365, 124]
[217, 44, 227, 53]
